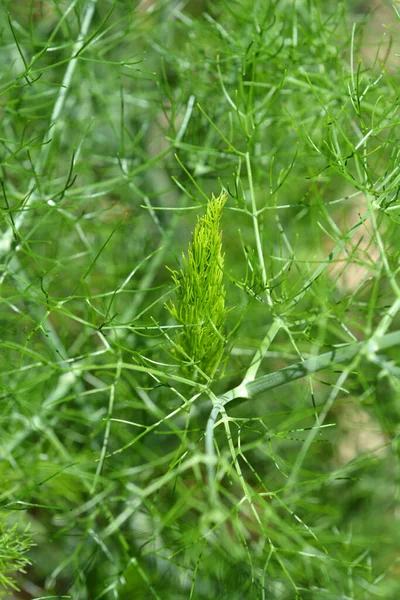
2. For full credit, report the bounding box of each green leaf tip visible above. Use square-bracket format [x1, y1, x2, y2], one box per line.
[166, 191, 228, 379]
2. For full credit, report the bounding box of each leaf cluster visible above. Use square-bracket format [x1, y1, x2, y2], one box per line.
[0, 519, 34, 597]
[166, 192, 228, 379]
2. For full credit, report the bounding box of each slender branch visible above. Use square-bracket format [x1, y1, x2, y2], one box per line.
[242, 319, 282, 385]
[205, 329, 400, 497]
[224, 329, 400, 405]
[245, 152, 270, 303]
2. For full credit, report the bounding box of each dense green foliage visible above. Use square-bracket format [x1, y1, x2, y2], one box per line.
[166, 192, 227, 380]
[1, 0, 399, 598]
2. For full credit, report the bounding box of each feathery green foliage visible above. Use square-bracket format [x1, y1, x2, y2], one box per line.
[166, 192, 227, 379]
[0, 520, 33, 597]
[1, 0, 400, 598]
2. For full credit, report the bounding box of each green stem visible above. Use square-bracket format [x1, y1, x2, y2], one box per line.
[223, 329, 400, 404]
[205, 329, 400, 497]
[245, 152, 270, 303]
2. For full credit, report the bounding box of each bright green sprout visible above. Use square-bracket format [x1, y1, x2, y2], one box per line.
[0, 521, 34, 598]
[166, 192, 228, 379]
